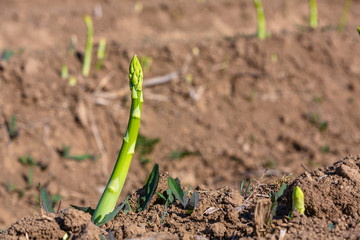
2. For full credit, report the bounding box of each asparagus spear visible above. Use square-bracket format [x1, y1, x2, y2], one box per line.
[92, 55, 143, 223]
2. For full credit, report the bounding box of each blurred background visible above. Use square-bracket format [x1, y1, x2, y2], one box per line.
[0, 0, 360, 229]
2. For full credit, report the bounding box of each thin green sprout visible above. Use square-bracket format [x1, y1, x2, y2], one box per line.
[337, 0, 351, 32]
[253, 0, 266, 40]
[92, 55, 143, 223]
[82, 15, 94, 77]
[96, 38, 107, 70]
[309, 0, 318, 29]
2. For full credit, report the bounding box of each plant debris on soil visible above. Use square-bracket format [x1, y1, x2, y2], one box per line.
[1, 0, 360, 239]
[2, 155, 360, 239]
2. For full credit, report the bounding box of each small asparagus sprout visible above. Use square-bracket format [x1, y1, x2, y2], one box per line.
[253, 0, 266, 40]
[61, 65, 68, 79]
[309, 0, 318, 29]
[337, 0, 351, 32]
[292, 186, 305, 215]
[96, 38, 107, 70]
[92, 55, 143, 223]
[82, 15, 94, 77]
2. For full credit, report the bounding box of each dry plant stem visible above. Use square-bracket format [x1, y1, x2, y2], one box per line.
[92, 55, 143, 223]
[87, 102, 109, 176]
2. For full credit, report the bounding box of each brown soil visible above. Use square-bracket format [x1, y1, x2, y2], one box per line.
[1, 0, 360, 239]
[2, 155, 360, 239]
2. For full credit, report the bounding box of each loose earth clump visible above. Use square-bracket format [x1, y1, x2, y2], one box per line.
[2, 155, 360, 239]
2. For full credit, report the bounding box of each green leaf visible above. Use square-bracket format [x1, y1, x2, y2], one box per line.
[186, 191, 199, 214]
[166, 188, 174, 203]
[99, 235, 105, 240]
[168, 177, 186, 208]
[41, 188, 54, 213]
[157, 192, 167, 202]
[96, 196, 129, 226]
[267, 201, 278, 225]
[245, 179, 252, 195]
[161, 199, 170, 223]
[137, 163, 160, 211]
[277, 183, 286, 197]
[240, 178, 246, 194]
[124, 200, 132, 214]
[70, 205, 95, 216]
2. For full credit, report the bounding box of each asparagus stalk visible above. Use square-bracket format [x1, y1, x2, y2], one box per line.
[92, 55, 143, 223]
[309, 0, 318, 29]
[82, 15, 93, 77]
[253, 0, 266, 40]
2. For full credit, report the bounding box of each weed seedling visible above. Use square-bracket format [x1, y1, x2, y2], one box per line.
[253, 0, 267, 39]
[59, 144, 97, 162]
[168, 177, 199, 214]
[137, 164, 160, 211]
[7, 115, 19, 139]
[309, 0, 318, 29]
[240, 178, 252, 197]
[267, 183, 286, 225]
[82, 15, 94, 77]
[136, 134, 160, 165]
[169, 150, 200, 160]
[1, 49, 14, 61]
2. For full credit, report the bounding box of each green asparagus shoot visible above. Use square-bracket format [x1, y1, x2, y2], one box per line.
[69, 76, 77, 86]
[309, 0, 318, 29]
[337, 0, 351, 32]
[96, 38, 107, 70]
[357, 27, 360, 36]
[61, 65, 68, 79]
[92, 55, 144, 224]
[289, 186, 305, 219]
[140, 55, 153, 72]
[68, 35, 77, 55]
[253, 0, 266, 40]
[82, 15, 94, 77]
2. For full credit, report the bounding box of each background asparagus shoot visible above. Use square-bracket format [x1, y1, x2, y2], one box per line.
[96, 38, 107, 70]
[82, 15, 93, 77]
[253, 0, 266, 40]
[92, 55, 143, 223]
[337, 0, 351, 33]
[309, 0, 318, 29]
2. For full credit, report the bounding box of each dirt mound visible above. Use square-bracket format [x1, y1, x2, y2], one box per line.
[2, 155, 360, 239]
